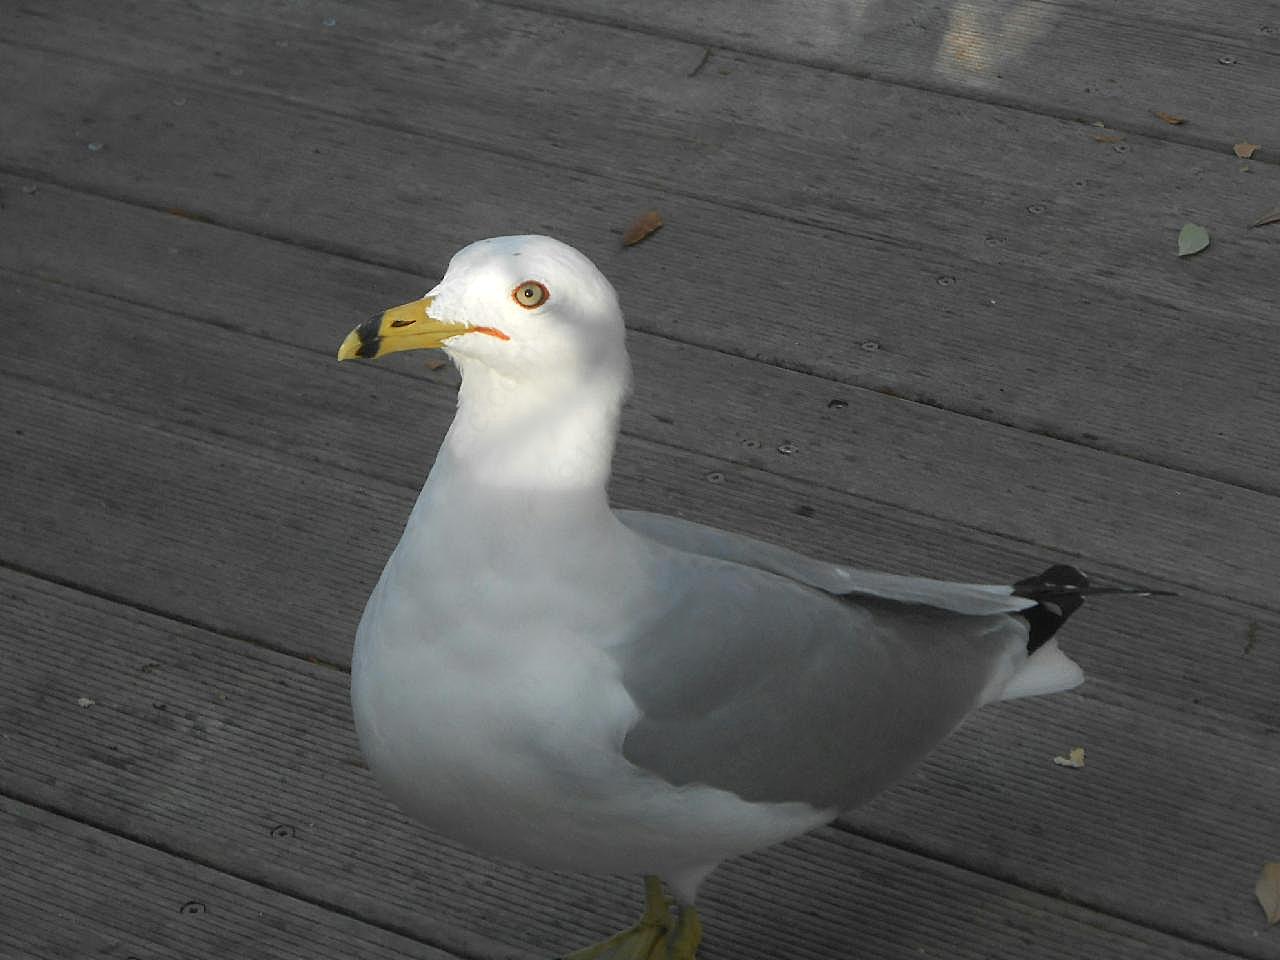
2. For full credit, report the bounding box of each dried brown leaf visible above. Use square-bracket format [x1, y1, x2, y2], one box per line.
[425, 357, 448, 371]
[1053, 746, 1086, 768]
[1092, 133, 1126, 143]
[1251, 208, 1280, 228]
[1257, 862, 1280, 925]
[622, 210, 664, 247]
[1234, 142, 1260, 159]
[1155, 111, 1186, 125]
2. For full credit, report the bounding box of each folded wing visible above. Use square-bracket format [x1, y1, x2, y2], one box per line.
[617, 510, 1035, 615]
[611, 539, 1029, 812]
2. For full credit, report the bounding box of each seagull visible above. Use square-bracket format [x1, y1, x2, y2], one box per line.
[337, 236, 1165, 959]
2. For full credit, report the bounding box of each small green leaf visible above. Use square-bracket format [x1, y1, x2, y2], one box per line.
[1178, 222, 1210, 257]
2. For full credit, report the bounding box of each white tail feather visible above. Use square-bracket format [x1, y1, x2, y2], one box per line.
[999, 638, 1085, 700]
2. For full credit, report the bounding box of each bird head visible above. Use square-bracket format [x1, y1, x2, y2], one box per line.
[338, 236, 629, 390]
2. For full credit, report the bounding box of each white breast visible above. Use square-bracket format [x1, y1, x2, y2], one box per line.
[351, 550, 829, 879]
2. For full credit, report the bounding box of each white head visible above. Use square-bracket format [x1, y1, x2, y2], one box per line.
[338, 236, 631, 491]
[339, 235, 629, 395]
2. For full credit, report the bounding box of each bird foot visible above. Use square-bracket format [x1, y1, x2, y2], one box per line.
[559, 876, 701, 960]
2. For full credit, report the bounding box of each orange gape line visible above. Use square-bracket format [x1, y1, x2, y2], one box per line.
[472, 326, 510, 341]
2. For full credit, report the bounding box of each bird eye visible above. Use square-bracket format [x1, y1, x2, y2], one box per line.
[512, 281, 550, 309]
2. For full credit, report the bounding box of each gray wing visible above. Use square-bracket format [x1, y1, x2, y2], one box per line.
[613, 546, 1027, 812]
[616, 509, 1034, 615]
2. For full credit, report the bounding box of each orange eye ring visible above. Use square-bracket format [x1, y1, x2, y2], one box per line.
[512, 280, 550, 309]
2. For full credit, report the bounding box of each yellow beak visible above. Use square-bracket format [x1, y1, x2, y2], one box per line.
[337, 296, 495, 361]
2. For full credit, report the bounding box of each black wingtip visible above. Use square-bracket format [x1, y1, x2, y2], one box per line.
[1011, 564, 1175, 653]
[1013, 565, 1088, 653]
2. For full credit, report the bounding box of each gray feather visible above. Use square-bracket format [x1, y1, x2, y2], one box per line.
[617, 510, 1034, 615]
[611, 545, 1025, 811]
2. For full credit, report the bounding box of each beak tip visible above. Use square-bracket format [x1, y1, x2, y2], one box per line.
[337, 297, 459, 363]
[336, 330, 364, 362]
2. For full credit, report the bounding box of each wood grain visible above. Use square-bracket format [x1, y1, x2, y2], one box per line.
[1, 569, 1269, 958]
[1, 184, 1277, 614]
[2, 277, 1277, 734]
[509, 0, 1280, 148]
[0, 797, 468, 960]
[2, 2, 1278, 957]
[2, 12, 1278, 491]
[1, 351, 1276, 951]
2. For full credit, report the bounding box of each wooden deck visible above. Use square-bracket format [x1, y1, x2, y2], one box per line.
[1, 1, 1277, 957]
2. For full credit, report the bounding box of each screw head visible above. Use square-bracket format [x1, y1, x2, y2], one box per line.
[859, 339, 880, 352]
[704, 471, 725, 484]
[827, 398, 848, 410]
[777, 441, 798, 455]
[936, 275, 956, 286]
[270, 824, 295, 839]
[1026, 203, 1046, 214]
[179, 901, 206, 915]
[1218, 55, 1238, 64]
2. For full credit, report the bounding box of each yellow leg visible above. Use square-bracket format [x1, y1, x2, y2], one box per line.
[559, 876, 672, 960]
[663, 903, 702, 960]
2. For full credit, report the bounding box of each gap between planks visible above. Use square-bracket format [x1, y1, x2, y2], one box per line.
[489, 0, 1280, 155]
[0, 793, 510, 960]
[0, 373, 1274, 947]
[0, 568, 1267, 959]
[3, 256, 1278, 622]
[8, 163, 1273, 502]
[2, 271, 1277, 727]
[0, 25, 1274, 491]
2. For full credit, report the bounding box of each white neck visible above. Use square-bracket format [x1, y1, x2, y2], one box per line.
[427, 358, 625, 504]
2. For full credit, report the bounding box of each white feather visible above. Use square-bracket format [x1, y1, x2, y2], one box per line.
[998, 638, 1085, 700]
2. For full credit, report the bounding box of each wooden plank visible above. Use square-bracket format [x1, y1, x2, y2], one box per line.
[2, 273, 1278, 733]
[512, 0, 1280, 148]
[0, 344, 1276, 950]
[2, 20, 1279, 492]
[2, 184, 1278, 615]
[2, 3, 1269, 957]
[0, 797, 465, 960]
[0, 568, 1269, 958]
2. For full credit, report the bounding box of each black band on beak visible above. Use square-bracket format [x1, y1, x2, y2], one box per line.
[354, 314, 383, 359]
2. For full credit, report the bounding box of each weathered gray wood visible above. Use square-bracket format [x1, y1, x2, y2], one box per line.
[1, 218, 1276, 954]
[0, 568, 1270, 958]
[0, 796, 465, 960]
[2, 3, 1278, 957]
[513, 0, 1280, 148]
[2, 185, 1278, 615]
[2, 19, 1278, 492]
[2, 274, 1278, 733]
